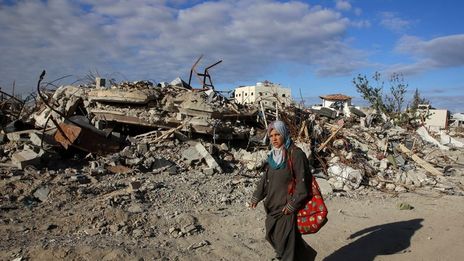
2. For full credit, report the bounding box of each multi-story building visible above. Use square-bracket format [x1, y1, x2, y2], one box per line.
[234, 81, 292, 107]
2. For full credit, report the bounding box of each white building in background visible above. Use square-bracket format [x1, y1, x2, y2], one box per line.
[417, 104, 449, 132]
[234, 81, 292, 107]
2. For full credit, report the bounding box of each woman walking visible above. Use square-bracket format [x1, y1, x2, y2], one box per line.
[250, 120, 317, 260]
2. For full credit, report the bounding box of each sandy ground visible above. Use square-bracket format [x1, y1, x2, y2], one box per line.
[2, 185, 463, 261]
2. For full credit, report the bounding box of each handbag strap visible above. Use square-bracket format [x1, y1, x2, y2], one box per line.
[287, 146, 297, 195]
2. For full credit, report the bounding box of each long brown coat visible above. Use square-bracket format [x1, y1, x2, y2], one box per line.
[251, 145, 317, 261]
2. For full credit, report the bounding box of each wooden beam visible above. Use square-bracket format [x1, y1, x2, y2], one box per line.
[397, 143, 443, 176]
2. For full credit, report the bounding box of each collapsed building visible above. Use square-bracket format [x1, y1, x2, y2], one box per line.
[0, 70, 463, 203]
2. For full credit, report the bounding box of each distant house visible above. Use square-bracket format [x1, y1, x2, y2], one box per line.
[234, 81, 292, 107]
[417, 104, 449, 131]
[319, 94, 352, 116]
[450, 113, 464, 127]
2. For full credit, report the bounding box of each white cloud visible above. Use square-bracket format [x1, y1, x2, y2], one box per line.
[335, 0, 351, 11]
[0, 0, 367, 93]
[350, 20, 371, 28]
[389, 34, 464, 75]
[379, 12, 411, 33]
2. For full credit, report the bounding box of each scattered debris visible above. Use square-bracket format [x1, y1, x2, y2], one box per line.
[0, 69, 463, 260]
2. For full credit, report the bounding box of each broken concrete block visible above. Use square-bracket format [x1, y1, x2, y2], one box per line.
[88, 89, 150, 104]
[316, 178, 333, 195]
[416, 126, 449, 150]
[70, 174, 91, 184]
[152, 158, 174, 170]
[33, 186, 50, 202]
[234, 149, 267, 170]
[127, 203, 144, 213]
[128, 181, 142, 192]
[219, 143, 229, 151]
[295, 142, 312, 159]
[11, 149, 43, 170]
[7, 130, 41, 143]
[379, 158, 389, 171]
[182, 147, 202, 165]
[126, 157, 143, 166]
[395, 186, 407, 193]
[137, 143, 148, 155]
[194, 142, 223, 173]
[406, 169, 428, 187]
[202, 167, 215, 175]
[0, 133, 6, 145]
[120, 146, 135, 158]
[385, 183, 396, 190]
[328, 163, 363, 189]
[440, 131, 464, 148]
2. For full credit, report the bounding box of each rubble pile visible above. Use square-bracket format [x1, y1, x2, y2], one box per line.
[1, 76, 463, 197]
[1, 76, 463, 259]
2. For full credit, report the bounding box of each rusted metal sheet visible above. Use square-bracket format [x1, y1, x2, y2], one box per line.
[54, 122, 120, 155]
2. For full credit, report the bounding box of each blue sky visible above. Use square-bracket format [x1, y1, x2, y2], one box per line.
[1, 0, 463, 112]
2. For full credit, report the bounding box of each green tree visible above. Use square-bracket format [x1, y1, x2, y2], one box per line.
[353, 72, 408, 114]
[384, 73, 408, 113]
[352, 72, 386, 113]
[410, 88, 430, 110]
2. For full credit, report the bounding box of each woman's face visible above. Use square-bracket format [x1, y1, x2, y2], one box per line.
[269, 129, 284, 149]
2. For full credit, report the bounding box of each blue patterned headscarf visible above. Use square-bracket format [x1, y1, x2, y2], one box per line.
[267, 120, 292, 169]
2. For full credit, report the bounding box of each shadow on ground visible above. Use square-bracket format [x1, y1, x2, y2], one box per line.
[324, 218, 423, 261]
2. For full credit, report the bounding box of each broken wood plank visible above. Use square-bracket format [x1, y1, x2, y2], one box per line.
[136, 123, 186, 144]
[317, 123, 344, 153]
[397, 143, 443, 176]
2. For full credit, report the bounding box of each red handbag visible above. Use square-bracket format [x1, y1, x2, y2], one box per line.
[288, 149, 328, 234]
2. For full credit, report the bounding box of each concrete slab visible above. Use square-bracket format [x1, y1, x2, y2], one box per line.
[11, 149, 42, 170]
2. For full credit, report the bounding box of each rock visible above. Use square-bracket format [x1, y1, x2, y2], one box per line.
[132, 229, 143, 238]
[406, 170, 428, 187]
[395, 154, 406, 166]
[219, 143, 229, 151]
[379, 158, 389, 171]
[316, 178, 333, 195]
[395, 186, 408, 193]
[329, 156, 340, 164]
[125, 157, 143, 166]
[70, 174, 91, 184]
[332, 139, 345, 149]
[120, 146, 135, 158]
[169, 227, 178, 234]
[127, 204, 144, 213]
[332, 180, 344, 190]
[187, 240, 210, 250]
[369, 179, 379, 187]
[152, 158, 174, 170]
[203, 168, 215, 175]
[385, 183, 396, 190]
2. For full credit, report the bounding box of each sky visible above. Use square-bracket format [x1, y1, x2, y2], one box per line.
[0, 0, 463, 112]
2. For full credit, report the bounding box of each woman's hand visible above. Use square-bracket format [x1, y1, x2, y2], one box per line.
[250, 202, 257, 209]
